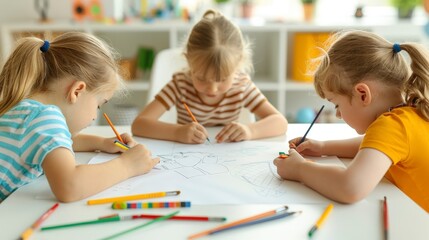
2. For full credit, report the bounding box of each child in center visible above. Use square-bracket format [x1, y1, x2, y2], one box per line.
[274, 30, 429, 212]
[132, 9, 287, 144]
[0, 32, 159, 203]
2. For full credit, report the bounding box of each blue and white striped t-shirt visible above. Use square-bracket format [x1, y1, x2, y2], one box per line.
[0, 99, 73, 201]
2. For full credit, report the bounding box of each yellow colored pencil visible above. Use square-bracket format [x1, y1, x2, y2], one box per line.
[114, 140, 130, 150]
[308, 203, 334, 237]
[87, 190, 181, 205]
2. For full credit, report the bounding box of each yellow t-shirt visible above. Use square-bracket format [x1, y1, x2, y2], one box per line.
[361, 107, 429, 212]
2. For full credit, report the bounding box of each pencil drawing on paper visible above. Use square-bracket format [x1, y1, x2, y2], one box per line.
[230, 162, 287, 198]
[157, 151, 236, 178]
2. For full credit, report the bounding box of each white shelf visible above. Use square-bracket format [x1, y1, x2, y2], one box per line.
[2, 20, 427, 122]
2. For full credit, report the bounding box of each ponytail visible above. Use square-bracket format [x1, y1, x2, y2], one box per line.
[401, 43, 429, 120]
[0, 38, 46, 115]
[0, 32, 120, 116]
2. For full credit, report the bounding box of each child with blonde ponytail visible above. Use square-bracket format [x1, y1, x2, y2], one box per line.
[274, 30, 429, 212]
[0, 32, 159, 202]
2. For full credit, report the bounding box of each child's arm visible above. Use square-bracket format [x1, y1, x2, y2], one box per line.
[72, 133, 138, 153]
[216, 101, 287, 142]
[274, 148, 392, 203]
[42, 144, 159, 202]
[132, 99, 208, 144]
[290, 137, 363, 158]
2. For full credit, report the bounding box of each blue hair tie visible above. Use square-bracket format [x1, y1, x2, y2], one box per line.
[40, 40, 50, 53]
[393, 43, 401, 53]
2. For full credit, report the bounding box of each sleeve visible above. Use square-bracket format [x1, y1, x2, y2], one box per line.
[242, 80, 267, 112]
[23, 107, 73, 170]
[154, 78, 181, 110]
[360, 114, 409, 165]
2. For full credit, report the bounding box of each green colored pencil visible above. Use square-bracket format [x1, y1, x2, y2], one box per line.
[41, 215, 121, 231]
[98, 210, 180, 240]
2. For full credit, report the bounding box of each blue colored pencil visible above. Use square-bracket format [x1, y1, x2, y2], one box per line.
[210, 211, 301, 235]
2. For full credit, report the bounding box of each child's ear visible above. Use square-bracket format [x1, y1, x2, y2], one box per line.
[354, 83, 371, 106]
[67, 81, 87, 103]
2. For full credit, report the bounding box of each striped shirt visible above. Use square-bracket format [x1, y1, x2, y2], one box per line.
[0, 99, 73, 202]
[155, 71, 267, 126]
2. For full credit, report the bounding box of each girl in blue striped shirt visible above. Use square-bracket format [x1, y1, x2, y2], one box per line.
[0, 32, 159, 202]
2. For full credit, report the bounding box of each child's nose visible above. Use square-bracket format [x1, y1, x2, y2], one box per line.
[207, 84, 218, 93]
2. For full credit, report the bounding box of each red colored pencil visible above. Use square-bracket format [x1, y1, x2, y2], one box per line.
[20, 203, 59, 240]
[127, 214, 226, 222]
[383, 196, 389, 240]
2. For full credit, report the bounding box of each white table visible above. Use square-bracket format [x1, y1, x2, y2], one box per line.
[0, 124, 428, 240]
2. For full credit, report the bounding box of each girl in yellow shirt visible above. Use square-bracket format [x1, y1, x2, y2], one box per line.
[274, 30, 429, 212]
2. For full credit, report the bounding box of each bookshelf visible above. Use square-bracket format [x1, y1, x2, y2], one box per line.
[2, 19, 427, 124]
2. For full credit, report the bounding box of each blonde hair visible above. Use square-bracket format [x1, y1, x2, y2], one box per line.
[0, 32, 121, 116]
[185, 9, 252, 82]
[314, 30, 429, 120]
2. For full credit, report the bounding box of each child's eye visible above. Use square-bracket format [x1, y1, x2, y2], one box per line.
[334, 105, 338, 109]
[97, 106, 100, 110]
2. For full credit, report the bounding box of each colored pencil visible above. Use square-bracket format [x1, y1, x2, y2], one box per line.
[41, 213, 226, 230]
[383, 196, 389, 240]
[308, 203, 333, 238]
[20, 203, 59, 240]
[297, 105, 325, 146]
[182, 101, 211, 144]
[210, 211, 301, 235]
[99, 210, 180, 240]
[103, 113, 124, 143]
[187, 205, 288, 240]
[114, 140, 130, 150]
[112, 201, 191, 209]
[87, 190, 181, 205]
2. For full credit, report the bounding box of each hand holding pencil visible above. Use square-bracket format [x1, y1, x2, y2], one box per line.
[179, 102, 210, 144]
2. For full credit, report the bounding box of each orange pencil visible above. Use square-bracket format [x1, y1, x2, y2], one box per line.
[188, 205, 288, 239]
[103, 113, 124, 143]
[182, 102, 210, 143]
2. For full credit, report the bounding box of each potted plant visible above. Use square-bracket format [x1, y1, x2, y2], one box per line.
[301, 0, 316, 21]
[391, 0, 422, 19]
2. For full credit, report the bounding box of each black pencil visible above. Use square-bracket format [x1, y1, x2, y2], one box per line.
[297, 105, 325, 146]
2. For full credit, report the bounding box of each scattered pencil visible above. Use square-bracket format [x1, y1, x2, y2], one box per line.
[20, 203, 59, 240]
[112, 201, 191, 209]
[87, 190, 181, 205]
[308, 203, 333, 238]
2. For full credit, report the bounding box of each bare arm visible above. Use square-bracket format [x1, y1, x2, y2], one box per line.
[322, 137, 363, 158]
[274, 148, 392, 203]
[216, 100, 288, 142]
[291, 136, 363, 158]
[42, 145, 158, 202]
[72, 134, 105, 152]
[132, 99, 208, 143]
[248, 100, 288, 139]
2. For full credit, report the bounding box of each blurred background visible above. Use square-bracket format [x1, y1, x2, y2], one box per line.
[0, 0, 427, 124]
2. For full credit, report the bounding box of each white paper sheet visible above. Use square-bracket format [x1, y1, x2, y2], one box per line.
[88, 138, 345, 205]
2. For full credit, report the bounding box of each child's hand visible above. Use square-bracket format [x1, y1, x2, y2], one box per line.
[289, 137, 324, 157]
[216, 122, 251, 143]
[120, 144, 160, 176]
[273, 148, 306, 181]
[176, 122, 209, 144]
[101, 133, 137, 153]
